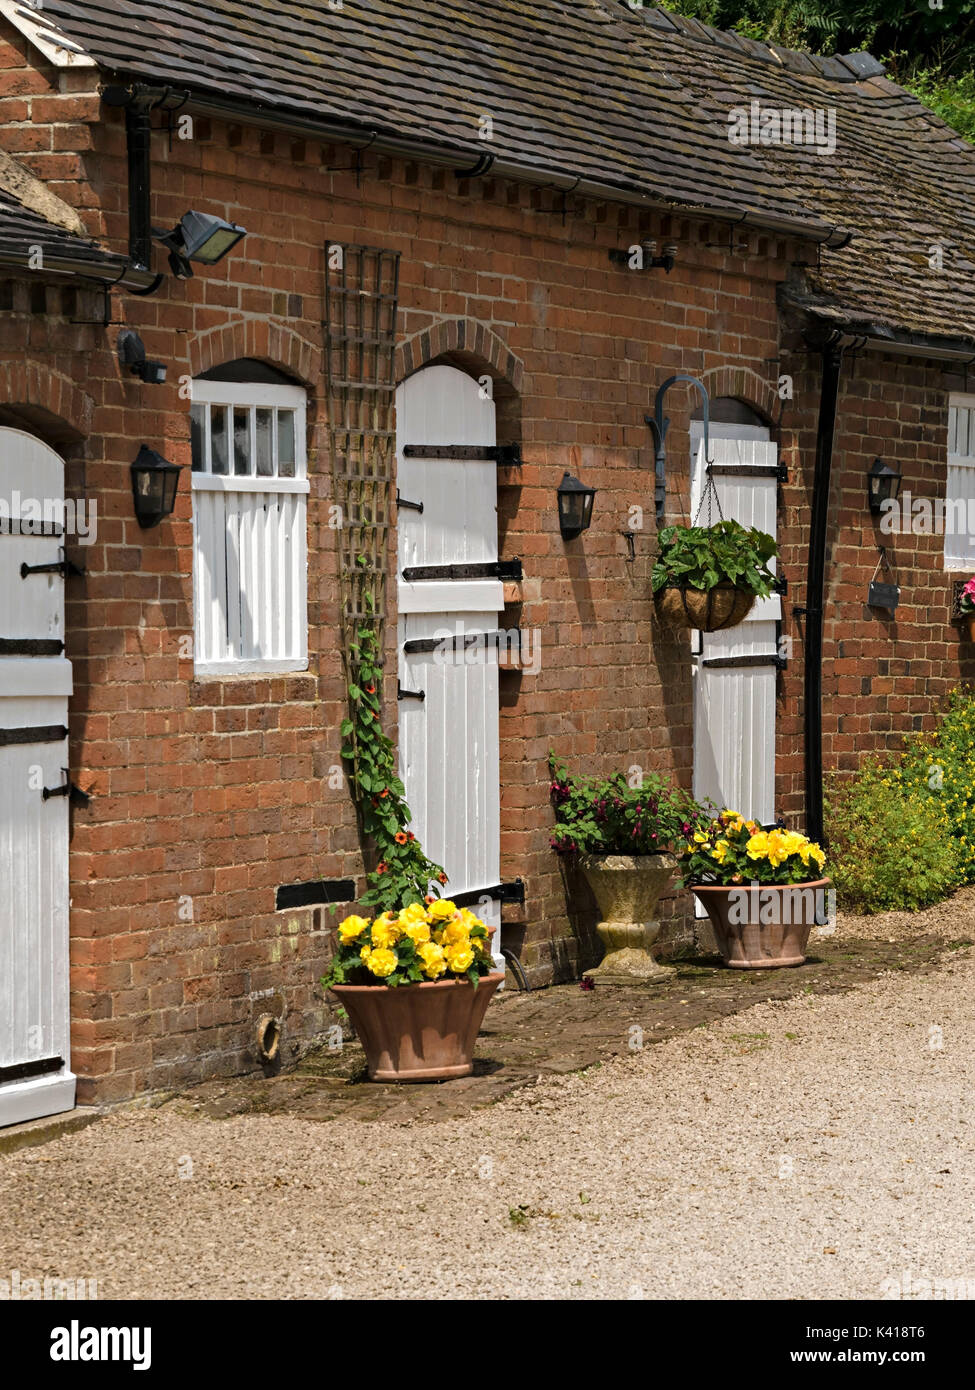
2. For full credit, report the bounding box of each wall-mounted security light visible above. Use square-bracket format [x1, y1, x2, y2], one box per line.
[131, 445, 182, 528]
[557, 471, 596, 540]
[117, 329, 167, 385]
[609, 240, 679, 273]
[153, 211, 247, 279]
[867, 456, 902, 516]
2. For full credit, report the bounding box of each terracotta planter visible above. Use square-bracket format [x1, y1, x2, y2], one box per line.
[579, 853, 678, 983]
[654, 583, 755, 632]
[693, 878, 831, 969]
[330, 973, 503, 1082]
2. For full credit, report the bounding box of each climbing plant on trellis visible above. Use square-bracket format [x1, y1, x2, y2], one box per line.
[323, 242, 401, 672]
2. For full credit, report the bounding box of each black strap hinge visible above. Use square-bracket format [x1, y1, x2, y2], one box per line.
[42, 770, 91, 807]
[401, 444, 522, 464]
[397, 680, 425, 702]
[20, 553, 84, 580]
[401, 559, 522, 583]
[395, 491, 424, 513]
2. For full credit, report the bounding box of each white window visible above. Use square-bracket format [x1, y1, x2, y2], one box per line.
[190, 381, 308, 675]
[946, 393, 975, 571]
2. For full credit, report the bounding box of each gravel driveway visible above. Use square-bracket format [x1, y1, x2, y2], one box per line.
[2, 950, 973, 1300]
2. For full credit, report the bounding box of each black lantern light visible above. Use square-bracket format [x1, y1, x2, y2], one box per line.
[131, 445, 182, 528]
[867, 456, 902, 515]
[557, 471, 596, 540]
[154, 211, 247, 279]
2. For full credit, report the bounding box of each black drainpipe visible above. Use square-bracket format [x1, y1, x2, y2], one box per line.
[103, 85, 170, 293]
[803, 330, 845, 845]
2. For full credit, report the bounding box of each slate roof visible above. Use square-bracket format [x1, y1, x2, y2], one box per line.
[17, 0, 975, 346]
[0, 185, 135, 280]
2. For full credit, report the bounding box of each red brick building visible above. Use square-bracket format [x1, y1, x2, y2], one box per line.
[2, 0, 974, 1120]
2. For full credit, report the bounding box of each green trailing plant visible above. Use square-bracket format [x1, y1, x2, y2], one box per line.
[651, 520, 778, 597]
[548, 754, 707, 856]
[340, 612, 447, 913]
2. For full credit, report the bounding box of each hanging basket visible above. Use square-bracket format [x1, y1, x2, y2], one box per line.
[654, 582, 756, 632]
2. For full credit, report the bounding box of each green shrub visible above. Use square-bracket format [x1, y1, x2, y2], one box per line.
[896, 687, 975, 884]
[826, 757, 965, 913]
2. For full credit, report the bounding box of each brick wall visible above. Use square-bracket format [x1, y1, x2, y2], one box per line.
[776, 352, 972, 821]
[6, 48, 957, 1103]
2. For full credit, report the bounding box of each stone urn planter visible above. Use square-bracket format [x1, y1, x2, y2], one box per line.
[654, 583, 755, 632]
[330, 973, 504, 1081]
[693, 879, 831, 969]
[579, 853, 678, 983]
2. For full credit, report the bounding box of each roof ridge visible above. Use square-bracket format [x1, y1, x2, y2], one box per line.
[607, 1, 886, 84]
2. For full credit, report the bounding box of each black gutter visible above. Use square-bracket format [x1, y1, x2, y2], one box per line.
[0, 246, 158, 292]
[803, 331, 845, 845]
[100, 79, 854, 249]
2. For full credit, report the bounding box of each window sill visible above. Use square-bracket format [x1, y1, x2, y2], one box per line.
[193, 658, 310, 678]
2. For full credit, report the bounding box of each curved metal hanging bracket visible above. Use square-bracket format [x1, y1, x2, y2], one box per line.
[644, 374, 712, 525]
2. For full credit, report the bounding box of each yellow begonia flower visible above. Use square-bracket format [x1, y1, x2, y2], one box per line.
[366, 947, 397, 978]
[417, 941, 447, 978]
[746, 831, 769, 860]
[445, 944, 475, 973]
[398, 902, 428, 926]
[427, 898, 458, 921]
[441, 919, 471, 946]
[710, 839, 730, 864]
[403, 919, 431, 946]
[371, 915, 402, 948]
[338, 914, 371, 943]
[360, 943, 372, 962]
[693, 831, 709, 844]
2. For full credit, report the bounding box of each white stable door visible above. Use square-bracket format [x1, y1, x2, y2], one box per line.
[0, 429, 76, 1126]
[691, 422, 779, 834]
[396, 366, 505, 974]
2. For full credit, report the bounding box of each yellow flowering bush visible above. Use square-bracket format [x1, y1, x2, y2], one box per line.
[322, 901, 494, 989]
[680, 809, 826, 886]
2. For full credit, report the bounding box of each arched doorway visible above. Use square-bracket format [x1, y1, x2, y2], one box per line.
[0, 428, 75, 1125]
[395, 364, 505, 973]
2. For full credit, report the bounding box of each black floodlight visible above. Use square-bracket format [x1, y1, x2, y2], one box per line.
[154, 211, 247, 279]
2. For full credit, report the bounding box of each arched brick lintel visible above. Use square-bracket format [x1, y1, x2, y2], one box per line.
[187, 319, 322, 387]
[700, 364, 780, 426]
[396, 318, 525, 394]
[0, 360, 94, 441]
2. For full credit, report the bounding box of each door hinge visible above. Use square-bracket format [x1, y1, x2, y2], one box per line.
[0, 638, 64, 656]
[401, 559, 523, 582]
[397, 680, 425, 702]
[773, 573, 788, 595]
[450, 878, 526, 909]
[0, 724, 68, 748]
[401, 443, 522, 464]
[701, 654, 787, 670]
[395, 491, 424, 513]
[42, 770, 91, 807]
[20, 552, 84, 580]
[0, 1055, 65, 1084]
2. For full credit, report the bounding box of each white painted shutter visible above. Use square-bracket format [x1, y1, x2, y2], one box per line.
[690, 427, 778, 833]
[190, 383, 308, 675]
[946, 396, 975, 570]
[0, 428, 76, 1126]
[396, 366, 504, 974]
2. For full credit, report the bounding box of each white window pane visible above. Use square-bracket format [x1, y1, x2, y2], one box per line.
[190, 403, 207, 471]
[210, 406, 229, 474]
[277, 410, 296, 477]
[255, 408, 273, 476]
[233, 407, 251, 475]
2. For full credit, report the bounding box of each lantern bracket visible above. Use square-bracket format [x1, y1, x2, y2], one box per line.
[645, 375, 713, 525]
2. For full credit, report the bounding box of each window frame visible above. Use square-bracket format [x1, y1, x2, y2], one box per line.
[189, 379, 309, 677]
[945, 392, 975, 573]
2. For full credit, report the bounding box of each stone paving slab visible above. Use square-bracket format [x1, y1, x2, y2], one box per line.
[160, 933, 968, 1127]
